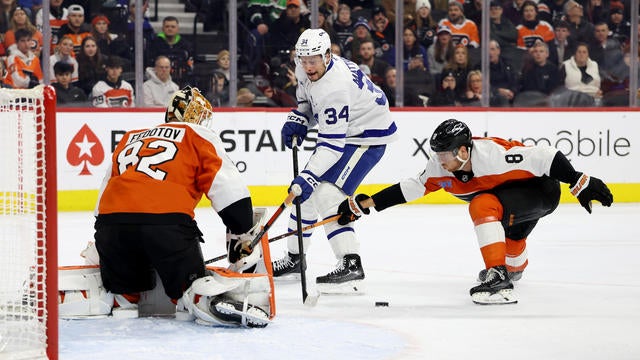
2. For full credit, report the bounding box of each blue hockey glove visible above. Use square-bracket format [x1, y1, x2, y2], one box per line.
[570, 173, 613, 214]
[289, 170, 319, 203]
[282, 110, 308, 149]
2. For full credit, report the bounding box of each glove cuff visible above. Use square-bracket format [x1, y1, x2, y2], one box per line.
[348, 194, 370, 216]
[570, 173, 590, 197]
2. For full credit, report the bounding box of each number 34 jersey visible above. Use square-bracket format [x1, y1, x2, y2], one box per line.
[96, 122, 249, 219]
[399, 137, 560, 203]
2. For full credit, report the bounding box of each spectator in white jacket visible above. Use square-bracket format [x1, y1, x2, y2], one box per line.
[143, 55, 179, 106]
[559, 43, 602, 99]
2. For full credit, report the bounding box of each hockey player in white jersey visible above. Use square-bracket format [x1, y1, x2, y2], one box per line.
[271, 28, 398, 293]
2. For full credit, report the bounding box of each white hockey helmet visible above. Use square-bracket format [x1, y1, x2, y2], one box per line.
[295, 28, 332, 66]
[165, 86, 214, 129]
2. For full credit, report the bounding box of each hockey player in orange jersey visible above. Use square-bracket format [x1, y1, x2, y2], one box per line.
[60, 87, 274, 327]
[336, 119, 613, 304]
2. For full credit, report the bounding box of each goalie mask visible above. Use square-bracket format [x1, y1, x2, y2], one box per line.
[165, 86, 214, 128]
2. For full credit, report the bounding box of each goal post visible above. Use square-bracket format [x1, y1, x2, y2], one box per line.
[0, 85, 58, 360]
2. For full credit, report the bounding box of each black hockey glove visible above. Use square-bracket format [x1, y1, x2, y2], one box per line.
[570, 173, 613, 214]
[226, 237, 253, 264]
[337, 194, 371, 225]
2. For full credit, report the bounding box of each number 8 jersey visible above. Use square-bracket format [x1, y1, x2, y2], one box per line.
[96, 122, 250, 220]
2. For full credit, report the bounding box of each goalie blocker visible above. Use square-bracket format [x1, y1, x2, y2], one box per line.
[58, 208, 276, 327]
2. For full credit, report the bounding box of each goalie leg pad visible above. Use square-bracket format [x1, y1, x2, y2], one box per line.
[178, 268, 271, 327]
[58, 266, 114, 318]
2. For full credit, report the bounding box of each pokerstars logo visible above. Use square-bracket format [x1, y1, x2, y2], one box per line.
[66, 124, 105, 175]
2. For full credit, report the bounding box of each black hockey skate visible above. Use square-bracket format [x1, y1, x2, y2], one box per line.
[209, 296, 269, 328]
[271, 252, 305, 278]
[316, 254, 365, 294]
[470, 265, 517, 305]
[477, 268, 523, 282]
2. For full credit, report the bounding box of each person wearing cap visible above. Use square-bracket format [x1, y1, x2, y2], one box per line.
[608, 1, 630, 46]
[437, 0, 480, 48]
[345, 15, 374, 63]
[516, 0, 555, 50]
[3, 6, 43, 58]
[428, 70, 459, 106]
[52, 61, 88, 105]
[5, 28, 42, 89]
[427, 25, 454, 75]
[406, 0, 438, 50]
[58, 4, 91, 56]
[268, 0, 311, 59]
[149, 16, 193, 87]
[489, 0, 518, 50]
[91, 14, 129, 60]
[91, 55, 135, 107]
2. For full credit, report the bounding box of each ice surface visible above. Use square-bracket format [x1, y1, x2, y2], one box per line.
[58, 203, 640, 359]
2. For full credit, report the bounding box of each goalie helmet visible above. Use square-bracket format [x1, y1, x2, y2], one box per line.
[295, 28, 331, 66]
[165, 86, 214, 128]
[430, 119, 473, 153]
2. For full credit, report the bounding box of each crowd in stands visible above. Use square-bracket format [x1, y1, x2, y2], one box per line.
[0, 0, 638, 107]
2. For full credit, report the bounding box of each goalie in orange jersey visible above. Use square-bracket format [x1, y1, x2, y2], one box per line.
[59, 87, 274, 327]
[336, 119, 613, 305]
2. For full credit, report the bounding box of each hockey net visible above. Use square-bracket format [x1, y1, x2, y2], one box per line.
[0, 86, 58, 360]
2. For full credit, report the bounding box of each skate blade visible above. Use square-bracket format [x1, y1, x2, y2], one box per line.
[316, 280, 365, 295]
[214, 304, 270, 328]
[471, 289, 518, 305]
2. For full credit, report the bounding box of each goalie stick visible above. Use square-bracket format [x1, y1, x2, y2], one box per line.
[204, 215, 341, 265]
[204, 190, 298, 265]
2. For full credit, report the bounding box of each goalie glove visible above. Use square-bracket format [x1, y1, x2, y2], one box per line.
[226, 208, 267, 272]
[337, 194, 372, 225]
[281, 110, 309, 149]
[570, 173, 613, 214]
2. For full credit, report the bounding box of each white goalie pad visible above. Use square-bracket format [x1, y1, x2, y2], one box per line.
[227, 207, 268, 273]
[58, 265, 114, 318]
[178, 268, 271, 327]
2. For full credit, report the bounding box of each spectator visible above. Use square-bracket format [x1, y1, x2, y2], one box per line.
[206, 70, 229, 107]
[437, 0, 479, 48]
[345, 17, 374, 63]
[516, 0, 555, 50]
[408, 0, 437, 50]
[489, 39, 518, 104]
[332, 3, 353, 55]
[123, 0, 155, 66]
[91, 14, 129, 60]
[236, 87, 256, 107]
[441, 44, 477, 97]
[143, 55, 179, 107]
[244, 0, 284, 73]
[330, 42, 341, 56]
[253, 74, 296, 107]
[427, 25, 454, 76]
[489, 0, 518, 49]
[51, 61, 87, 105]
[5, 28, 42, 88]
[586, 0, 609, 25]
[0, 59, 12, 88]
[463, 0, 483, 27]
[149, 16, 193, 87]
[269, 0, 310, 59]
[459, 69, 483, 105]
[559, 42, 602, 99]
[358, 38, 389, 86]
[34, 0, 67, 53]
[0, 0, 18, 34]
[519, 41, 561, 97]
[380, 66, 396, 106]
[214, 49, 230, 81]
[405, 53, 436, 106]
[402, 27, 429, 71]
[370, 5, 396, 64]
[589, 22, 627, 93]
[319, 0, 339, 26]
[57, 4, 91, 56]
[91, 55, 134, 108]
[547, 19, 575, 66]
[49, 35, 78, 83]
[76, 36, 106, 96]
[428, 70, 459, 106]
[564, 0, 595, 44]
[608, 1, 630, 47]
[538, 0, 568, 25]
[503, 0, 526, 26]
[3, 6, 42, 57]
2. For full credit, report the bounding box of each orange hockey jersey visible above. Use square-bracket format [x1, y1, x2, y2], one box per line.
[96, 122, 251, 219]
[438, 18, 480, 48]
[516, 21, 555, 49]
[5, 51, 43, 88]
[399, 137, 558, 202]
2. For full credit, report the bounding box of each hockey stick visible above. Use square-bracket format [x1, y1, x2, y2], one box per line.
[204, 190, 298, 265]
[203, 214, 340, 265]
[292, 136, 318, 306]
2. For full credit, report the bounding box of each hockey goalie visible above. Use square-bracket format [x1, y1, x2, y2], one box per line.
[58, 87, 276, 327]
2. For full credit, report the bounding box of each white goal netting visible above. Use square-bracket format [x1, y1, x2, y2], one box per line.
[0, 86, 55, 359]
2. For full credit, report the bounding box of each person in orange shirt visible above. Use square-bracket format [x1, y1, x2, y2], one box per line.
[5, 28, 42, 88]
[438, 0, 480, 48]
[92, 86, 272, 327]
[57, 4, 90, 56]
[3, 6, 43, 58]
[336, 119, 613, 305]
[516, 0, 555, 49]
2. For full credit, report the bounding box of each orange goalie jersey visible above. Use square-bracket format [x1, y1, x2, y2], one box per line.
[400, 137, 558, 202]
[96, 122, 249, 219]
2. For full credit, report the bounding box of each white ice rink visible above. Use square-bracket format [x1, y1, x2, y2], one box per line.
[58, 202, 640, 360]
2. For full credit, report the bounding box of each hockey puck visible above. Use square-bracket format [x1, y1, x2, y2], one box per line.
[375, 301, 389, 307]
